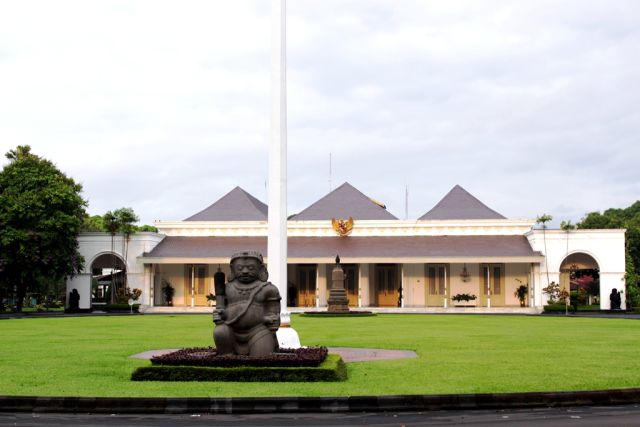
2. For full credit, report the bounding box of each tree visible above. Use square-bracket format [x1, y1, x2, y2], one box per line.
[113, 207, 138, 261]
[113, 207, 138, 292]
[102, 210, 120, 303]
[560, 220, 576, 258]
[536, 214, 553, 288]
[81, 214, 105, 232]
[0, 145, 86, 311]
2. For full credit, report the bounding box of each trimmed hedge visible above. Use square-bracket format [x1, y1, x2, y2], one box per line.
[103, 304, 140, 313]
[543, 304, 569, 313]
[301, 311, 376, 317]
[131, 353, 347, 382]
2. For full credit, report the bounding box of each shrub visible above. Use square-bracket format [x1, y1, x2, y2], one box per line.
[132, 354, 346, 382]
[451, 293, 476, 302]
[104, 304, 140, 313]
[543, 304, 568, 313]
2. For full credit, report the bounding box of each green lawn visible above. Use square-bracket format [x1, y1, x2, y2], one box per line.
[0, 314, 639, 397]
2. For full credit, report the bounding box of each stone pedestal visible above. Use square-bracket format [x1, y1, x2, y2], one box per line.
[276, 311, 301, 349]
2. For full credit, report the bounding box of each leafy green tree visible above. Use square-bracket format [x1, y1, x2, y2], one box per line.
[0, 145, 86, 312]
[82, 211, 155, 233]
[578, 202, 640, 308]
[81, 214, 105, 232]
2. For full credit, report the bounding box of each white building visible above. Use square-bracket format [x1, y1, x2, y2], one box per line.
[67, 184, 626, 311]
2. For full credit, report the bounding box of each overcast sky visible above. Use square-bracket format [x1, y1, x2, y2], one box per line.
[1, 1, 638, 227]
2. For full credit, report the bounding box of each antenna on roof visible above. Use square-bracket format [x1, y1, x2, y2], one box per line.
[405, 185, 409, 220]
[329, 152, 332, 192]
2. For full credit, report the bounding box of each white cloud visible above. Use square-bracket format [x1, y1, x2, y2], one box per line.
[1, 0, 639, 226]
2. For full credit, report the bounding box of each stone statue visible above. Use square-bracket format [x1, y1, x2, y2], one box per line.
[610, 288, 622, 310]
[213, 251, 281, 356]
[69, 289, 80, 310]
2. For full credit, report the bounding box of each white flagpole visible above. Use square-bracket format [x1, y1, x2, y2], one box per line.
[269, 0, 288, 313]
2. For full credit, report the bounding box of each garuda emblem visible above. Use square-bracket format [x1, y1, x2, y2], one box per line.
[331, 217, 354, 237]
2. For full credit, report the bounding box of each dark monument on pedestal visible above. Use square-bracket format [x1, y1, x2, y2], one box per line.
[302, 255, 373, 317]
[212, 251, 281, 356]
[327, 255, 350, 313]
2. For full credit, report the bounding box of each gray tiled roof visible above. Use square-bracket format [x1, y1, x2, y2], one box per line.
[143, 235, 541, 260]
[290, 182, 397, 220]
[184, 187, 268, 221]
[419, 185, 506, 220]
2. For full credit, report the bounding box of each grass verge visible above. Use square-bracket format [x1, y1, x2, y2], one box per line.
[0, 314, 639, 397]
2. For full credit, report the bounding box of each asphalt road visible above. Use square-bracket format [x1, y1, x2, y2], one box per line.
[2, 405, 640, 427]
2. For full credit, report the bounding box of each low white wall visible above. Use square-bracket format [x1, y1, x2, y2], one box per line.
[527, 229, 626, 309]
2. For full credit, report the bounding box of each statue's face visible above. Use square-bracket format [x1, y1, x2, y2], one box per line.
[232, 257, 261, 284]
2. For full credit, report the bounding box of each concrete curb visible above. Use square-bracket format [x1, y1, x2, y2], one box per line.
[2, 389, 640, 414]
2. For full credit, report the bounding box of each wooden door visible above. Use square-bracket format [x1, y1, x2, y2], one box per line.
[375, 264, 398, 307]
[186, 265, 209, 306]
[425, 265, 447, 306]
[480, 264, 503, 307]
[296, 265, 316, 307]
[343, 264, 359, 307]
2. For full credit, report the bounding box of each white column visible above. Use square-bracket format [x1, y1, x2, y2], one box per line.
[190, 264, 195, 308]
[268, 0, 288, 309]
[486, 266, 491, 308]
[400, 264, 405, 308]
[443, 266, 448, 308]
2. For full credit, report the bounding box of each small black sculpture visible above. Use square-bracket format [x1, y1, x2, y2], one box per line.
[212, 251, 281, 356]
[69, 289, 80, 310]
[610, 288, 622, 310]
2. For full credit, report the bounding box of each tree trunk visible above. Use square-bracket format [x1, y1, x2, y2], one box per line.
[543, 227, 550, 286]
[16, 282, 26, 312]
[110, 233, 116, 304]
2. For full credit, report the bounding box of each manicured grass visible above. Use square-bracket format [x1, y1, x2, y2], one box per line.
[0, 314, 639, 397]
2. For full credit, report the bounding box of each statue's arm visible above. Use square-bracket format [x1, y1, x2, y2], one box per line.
[263, 283, 281, 331]
[212, 290, 227, 325]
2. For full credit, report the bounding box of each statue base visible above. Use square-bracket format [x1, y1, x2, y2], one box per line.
[276, 311, 301, 349]
[327, 304, 350, 313]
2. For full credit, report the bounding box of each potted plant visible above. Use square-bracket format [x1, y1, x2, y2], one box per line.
[451, 293, 477, 306]
[161, 279, 175, 306]
[514, 279, 528, 307]
[206, 293, 215, 307]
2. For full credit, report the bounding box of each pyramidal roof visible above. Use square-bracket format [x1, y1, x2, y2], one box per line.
[291, 182, 397, 220]
[184, 186, 268, 221]
[419, 185, 506, 220]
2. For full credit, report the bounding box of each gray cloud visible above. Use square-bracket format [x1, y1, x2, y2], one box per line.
[1, 1, 638, 227]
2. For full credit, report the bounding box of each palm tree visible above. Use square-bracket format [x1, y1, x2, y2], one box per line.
[103, 211, 119, 303]
[114, 208, 139, 296]
[536, 214, 553, 287]
[560, 220, 576, 257]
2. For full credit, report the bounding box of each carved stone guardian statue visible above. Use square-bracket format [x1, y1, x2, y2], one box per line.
[213, 251, 281, 356]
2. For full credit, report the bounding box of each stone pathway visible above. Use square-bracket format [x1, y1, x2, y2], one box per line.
[131, 347, 417, 363]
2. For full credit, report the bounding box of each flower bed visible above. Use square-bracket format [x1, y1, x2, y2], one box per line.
[150, 346, 328, 368]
